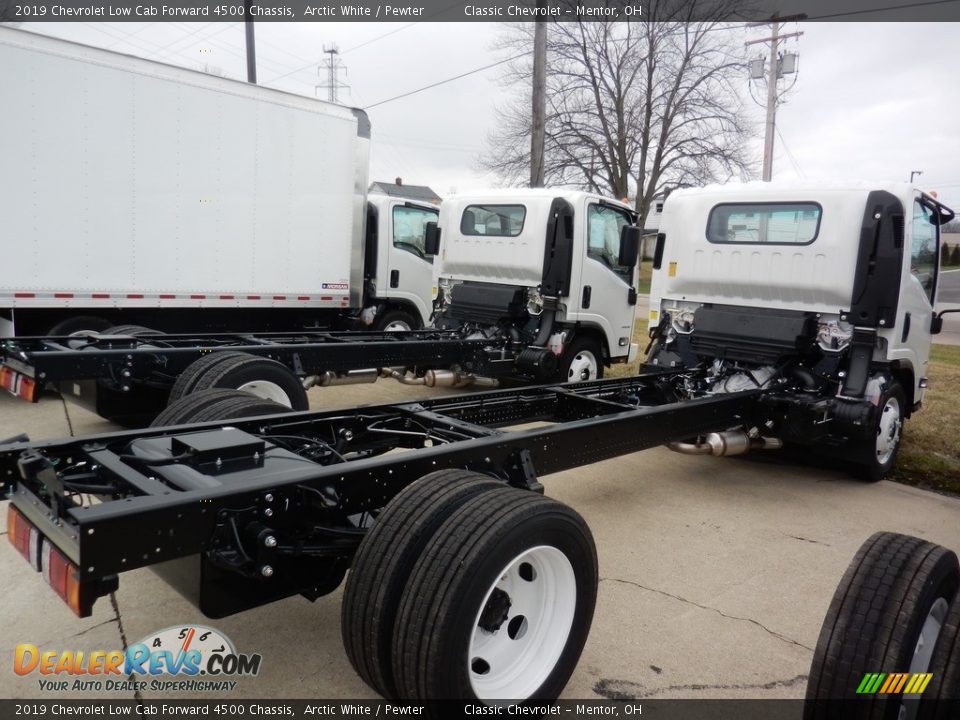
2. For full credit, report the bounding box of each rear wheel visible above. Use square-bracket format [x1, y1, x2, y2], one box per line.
[392, 486, 598, 704]
[341, 470, 505, 698]
[47, 315, 112, 337]
[150, 388, 290, 427]
[104, 324, 164, 337]
[556, 337, 603, 383]
[804, 532, 959, 720]
[188, 353, 309, 411]
[168, 351, 250, 405]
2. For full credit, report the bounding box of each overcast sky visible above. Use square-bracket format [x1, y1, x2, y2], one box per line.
[11, 20, 960, 209]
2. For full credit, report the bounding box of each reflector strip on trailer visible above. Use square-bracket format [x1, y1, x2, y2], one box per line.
[2, 291, 343, 303]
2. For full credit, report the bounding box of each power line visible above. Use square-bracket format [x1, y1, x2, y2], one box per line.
[262, 0, 467, 85]
[364, 54, 525, 110]
[805, 0, 960, 20]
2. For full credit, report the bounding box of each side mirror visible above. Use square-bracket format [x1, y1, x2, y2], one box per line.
[652, 232, 666, 270]
[618, 225, 641, 267]
[933, 308, 960, 335]
[424, 222, 441, 256]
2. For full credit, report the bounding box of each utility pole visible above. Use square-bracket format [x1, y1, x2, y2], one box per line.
[317, 45, 349, 104]
[746, 16, 804, 181]
[243, 0, 256, 83]
[530, 6, 547, 188]
[910, 170, 923, 183]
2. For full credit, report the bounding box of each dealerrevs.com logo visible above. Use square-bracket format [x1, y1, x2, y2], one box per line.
[14, 625, 262, 692]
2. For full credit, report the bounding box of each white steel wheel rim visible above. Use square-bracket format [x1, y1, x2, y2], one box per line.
[566, 350, 598, 383]
[384, 319, 412, 332]
[898, 596, 950, 720]
[908, 596, 949, 677]
[875, 396, 902, 465]
[468, 545, 576, 701]
[236, 380, 292, 408]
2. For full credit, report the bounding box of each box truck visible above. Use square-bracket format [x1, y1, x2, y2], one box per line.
[0, 27, 436, 336]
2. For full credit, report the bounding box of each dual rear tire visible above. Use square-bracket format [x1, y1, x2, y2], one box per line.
[168, 351, 309, 412]
[341, 470, 598, 706]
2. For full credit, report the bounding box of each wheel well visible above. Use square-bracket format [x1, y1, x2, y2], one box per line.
[564, 326, 609, 366]
[380, 301, 422, 324]
[888, 363, 916, 417]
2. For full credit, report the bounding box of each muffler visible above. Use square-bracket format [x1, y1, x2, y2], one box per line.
[303, 370, 379, 389]
[668, 430, 783, 457]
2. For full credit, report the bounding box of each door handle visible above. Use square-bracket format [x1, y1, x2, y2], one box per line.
[582, 285, 592, 309]
[390, 270, 400, 289]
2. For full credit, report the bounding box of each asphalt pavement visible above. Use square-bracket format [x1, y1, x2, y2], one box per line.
[1, 371, 959, 703]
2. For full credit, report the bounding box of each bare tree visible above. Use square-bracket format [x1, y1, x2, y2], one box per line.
[482, 0, 755, 229]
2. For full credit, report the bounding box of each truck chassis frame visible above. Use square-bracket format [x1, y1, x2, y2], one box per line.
[2, 370, 760, 618]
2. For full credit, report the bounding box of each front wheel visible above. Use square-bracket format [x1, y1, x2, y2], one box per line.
[391, 486, 598, 704]
[374, 309, 420, 332]
[556, 337, 603, 383]
[855, 380, 905, 482]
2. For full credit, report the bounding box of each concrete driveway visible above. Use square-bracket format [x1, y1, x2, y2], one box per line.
[1, 379, 958, 703]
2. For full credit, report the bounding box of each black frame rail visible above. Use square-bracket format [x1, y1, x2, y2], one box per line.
[1, 328, 494, 387]
[2, 371, 763, 615]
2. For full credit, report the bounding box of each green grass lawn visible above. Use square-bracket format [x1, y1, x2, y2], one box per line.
[638, 260, 652, 295]
[608, 321, 960, 493]
[892, 344, 960, 495]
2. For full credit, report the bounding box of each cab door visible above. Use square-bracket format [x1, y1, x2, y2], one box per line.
[381, 201, 439, 327]
[571, 199, 638, 361]
[895, 196, 941, 402]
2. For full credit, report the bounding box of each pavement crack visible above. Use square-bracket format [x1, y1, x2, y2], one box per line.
[594, 674, 809, 700]
[57, 392, 76, 437]
[601, 576, 813, 652]
[110, 592, 144, 704]
[782, 533, 831, 547]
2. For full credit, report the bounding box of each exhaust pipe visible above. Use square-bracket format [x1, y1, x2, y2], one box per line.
[668, 430, 783, 457]
[377, 368, 500, 388]
[304, 370, 380, 389]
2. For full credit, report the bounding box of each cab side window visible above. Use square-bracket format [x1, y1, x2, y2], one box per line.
[587, 204, 634, 283]
[910, 200, 938, 303]
[393, 206, 438, 261]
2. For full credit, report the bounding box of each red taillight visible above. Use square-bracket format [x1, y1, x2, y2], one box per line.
[0, 367, 37, 402]
[41, 541, 85, 617]
[7, 505, 41, 570]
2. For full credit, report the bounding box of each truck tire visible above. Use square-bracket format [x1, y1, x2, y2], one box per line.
[918, 598, 960, 719]
[392, 486, 598, 705]
[150, 388, 289, 427]
[342, 470, 505, 698]
[804, 532, 959, 720]
[104, 324, 164, 337]
[374, 309, 419, 332]
[47, 315, 112, 336]
[855, 381, 905, 482]
[168, 351, 250, 405]
[556, 337, 604, 383]
[189, 353, 309, 411]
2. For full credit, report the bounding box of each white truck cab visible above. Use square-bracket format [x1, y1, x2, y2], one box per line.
[646, 181, 955, 479]
[433, 189, 641, 380]
[362, 194, 439, 331]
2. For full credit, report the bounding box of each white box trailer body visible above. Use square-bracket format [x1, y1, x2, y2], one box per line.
[0, 28, 433, 336]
